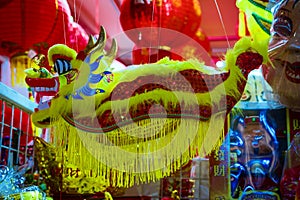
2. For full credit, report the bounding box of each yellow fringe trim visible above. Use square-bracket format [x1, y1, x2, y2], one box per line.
[53, 111, 226, 188]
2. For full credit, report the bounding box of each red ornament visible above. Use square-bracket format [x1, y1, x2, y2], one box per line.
[119, 0, 202, 47]
[132, 28, 212, 65]
[172, 27, 212, 61]
[0, 0, 89, 58]
[236, 51, 263, 75]
[132, 45, 182, 64]
[190, 27, 211, 53]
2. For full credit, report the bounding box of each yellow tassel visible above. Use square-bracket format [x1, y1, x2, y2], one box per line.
[52, 113, 226, 188]
[104, 192, 113, 200]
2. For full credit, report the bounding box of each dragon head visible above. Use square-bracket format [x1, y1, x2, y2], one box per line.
[25, 27, 117, 128]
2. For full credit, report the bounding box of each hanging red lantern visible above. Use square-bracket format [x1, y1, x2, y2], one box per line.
[119, 0, 202, 47]
[0, 0, 57, 56]
[0, 0, 89, 85]
[0, 0, 88, 57]
[132, 27, 212, 65]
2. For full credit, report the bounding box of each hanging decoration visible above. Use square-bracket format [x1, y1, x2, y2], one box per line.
[121, 0, 212, 65]
[262, 0, 300, 110]
[119, 0, 202, 47]
[0, 0, 89, 85]
[24, 26, 268, 188]
[171, 27, 211, 60]
[189, 27, 211, 53]
[9, 53, 31, 86]
[121, 0, 212, 66]
[132, 27, 211, 64]
[132, 45, 181, 64]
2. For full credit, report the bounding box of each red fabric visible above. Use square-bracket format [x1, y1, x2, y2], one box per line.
[0, 0, 89, 66]
[119, 0, 202, 47]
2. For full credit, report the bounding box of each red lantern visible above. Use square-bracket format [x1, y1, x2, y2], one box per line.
[0, 0, 89, 85]
[172, 27, 212, 61]
[0, 0, 89, 57]
[132, 27, 212, 65]
[119, 0, 202, 47]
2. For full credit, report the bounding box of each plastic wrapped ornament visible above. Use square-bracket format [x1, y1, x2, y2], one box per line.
[262, 0, 300, 110]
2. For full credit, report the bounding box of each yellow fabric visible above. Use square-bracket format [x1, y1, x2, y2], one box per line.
[105, 192, 113, 200]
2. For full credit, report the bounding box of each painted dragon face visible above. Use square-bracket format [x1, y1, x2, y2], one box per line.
[264, 0, 300, 109]
[25, 27, 116, 128]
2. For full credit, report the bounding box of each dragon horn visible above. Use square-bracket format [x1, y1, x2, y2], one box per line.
[95, 26, 106, 51]
[88, 27, 107, 63]
[106, 38, 118, 61]
[87, 26, 107, 53]
[76, 26, 107, 61]
[84, 35, 97, 54]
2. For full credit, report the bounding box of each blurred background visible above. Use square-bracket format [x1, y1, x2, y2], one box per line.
[66, 0, 239, 64]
